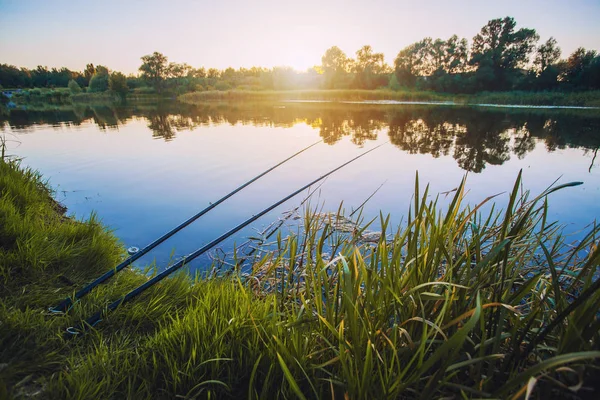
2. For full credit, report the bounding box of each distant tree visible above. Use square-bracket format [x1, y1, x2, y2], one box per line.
[535, 37, 561, 73]
[84, 63, 95, 85]
[394, 42, 428, 87]
[95, 65, 109, 76]
[320, 46, 351, 89]
[109, 72, 129, 100]
[207, 68, 220, 79]
[139, 52, 169, 93]
[192, 67, 206, 78]
[88, 66, 109, 92]
[439, 35, 469, 74]
[220, 67, 238, 85]
[353, 45, 388, 89]
[168, 62, 191, 79]
[0, 64, 31, 87]
[48, 67, 73, 87]
[126, 74, 144, 89]
[68, 79, 82, 94]
[562, 47, 600, 88]
[31, 66, 50, 87]
[470, 17, 539, 90]
[532, 37, 562, 89]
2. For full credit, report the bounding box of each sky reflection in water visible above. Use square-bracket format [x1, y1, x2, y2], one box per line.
[2, 102, 599, 272]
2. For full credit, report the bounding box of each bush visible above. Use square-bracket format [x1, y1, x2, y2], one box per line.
[108, 72, 128, 100]
[214, 81, 232, 91]
[68, 79, 82, 94]
[132, 86, 156, 95]
[88, 74, 109, 93]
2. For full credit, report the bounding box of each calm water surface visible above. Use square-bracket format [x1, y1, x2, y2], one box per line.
[2, 102, 599, 271]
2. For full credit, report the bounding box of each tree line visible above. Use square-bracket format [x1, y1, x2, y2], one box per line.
[322, 16, 599, 92]
[1, 16, 599, 94]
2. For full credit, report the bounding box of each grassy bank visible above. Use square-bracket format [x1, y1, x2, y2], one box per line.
[1, 158, 599, 399]
[471, 90, 600, 107]
[179, 89, 455, 103]
[7, 87, 600, 108]
[7, 88, 161, 106]
[178, 89, 600, 107]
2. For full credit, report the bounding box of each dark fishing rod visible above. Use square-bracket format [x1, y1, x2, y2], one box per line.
[67, 143, 386, 335]
[50, 140, 322, 314]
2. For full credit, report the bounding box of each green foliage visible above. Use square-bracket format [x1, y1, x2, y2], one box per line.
[88, 72, 109, 93]
[321, 46, 351, 89]
[470, 16, 540, 90]
[1, 161, 599, 398]
[108, 72, 128, 100]
[214, 81, 232, 91]
[139, 51, 169, 93]
[563, 48, 600, 89]
[83, 63, 95, 85]
[68, 79, 82, 94]
[353, 45, 389, 89]
[535, 37, 562, 73]
[0, 64, 85, 89]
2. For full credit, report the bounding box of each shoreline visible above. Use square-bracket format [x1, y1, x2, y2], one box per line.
[5, 88, 600, 109]
[1, 158, 599, 398]
[178, 89, 600, 108]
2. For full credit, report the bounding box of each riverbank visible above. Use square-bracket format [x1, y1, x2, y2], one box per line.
[1, 159, 599, 398]
[179, 89, 600, 107]
[4, 88, 161, 107]
[5, 88, 600, 109]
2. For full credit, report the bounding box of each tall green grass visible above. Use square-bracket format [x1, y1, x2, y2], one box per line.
[1, 160, 599, 399]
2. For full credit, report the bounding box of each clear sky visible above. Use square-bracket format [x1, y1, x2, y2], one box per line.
[1, 0, 599, 74]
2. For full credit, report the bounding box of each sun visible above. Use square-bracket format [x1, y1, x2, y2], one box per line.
[275, 26, 325, 71]
[285, 53, 320, 72]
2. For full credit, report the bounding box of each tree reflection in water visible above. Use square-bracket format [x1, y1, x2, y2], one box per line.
[2, 102, 599, 173]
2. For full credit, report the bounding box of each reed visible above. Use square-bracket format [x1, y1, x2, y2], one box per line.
[1, 161, 599, 399]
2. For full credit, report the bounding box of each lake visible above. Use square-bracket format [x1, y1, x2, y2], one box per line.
[2, 101, 599, 272]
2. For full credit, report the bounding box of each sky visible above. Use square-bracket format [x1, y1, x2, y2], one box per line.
[1, 0, 599, 74]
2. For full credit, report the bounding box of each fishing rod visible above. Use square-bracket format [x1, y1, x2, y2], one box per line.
[50, 140, 322, 314]
[67, 143, 386, 335]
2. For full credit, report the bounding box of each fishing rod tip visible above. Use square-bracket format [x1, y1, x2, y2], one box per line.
[64, 326, 82, 340]
[48, 306, 65, 315]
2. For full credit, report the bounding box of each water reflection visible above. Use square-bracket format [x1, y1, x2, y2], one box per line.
[2, 102, 599, 173]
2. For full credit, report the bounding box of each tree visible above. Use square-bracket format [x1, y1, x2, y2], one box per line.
[139, 52, 169, 93]
[192, 67, 206, 78]
[95, 65, 109, 76]
[0, 64, 31, 87]
[207, 68, 220, 79]
[88, 66, 109, 92]
[320, 46, 351, 89]
[394, 40, 432, 87]
[470, 17, 539, 90]
[109, 72, 129, 100]
[84, 63, 95, 84]
[31, 66, 50, 87]
[562, 48, 600, 88]
[439, 35, 469, 74]
[535, 37, 561, 73]
[353, 45, 388, 89]
[68, 79, 82, 94]
[532, 37, 562, 89]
